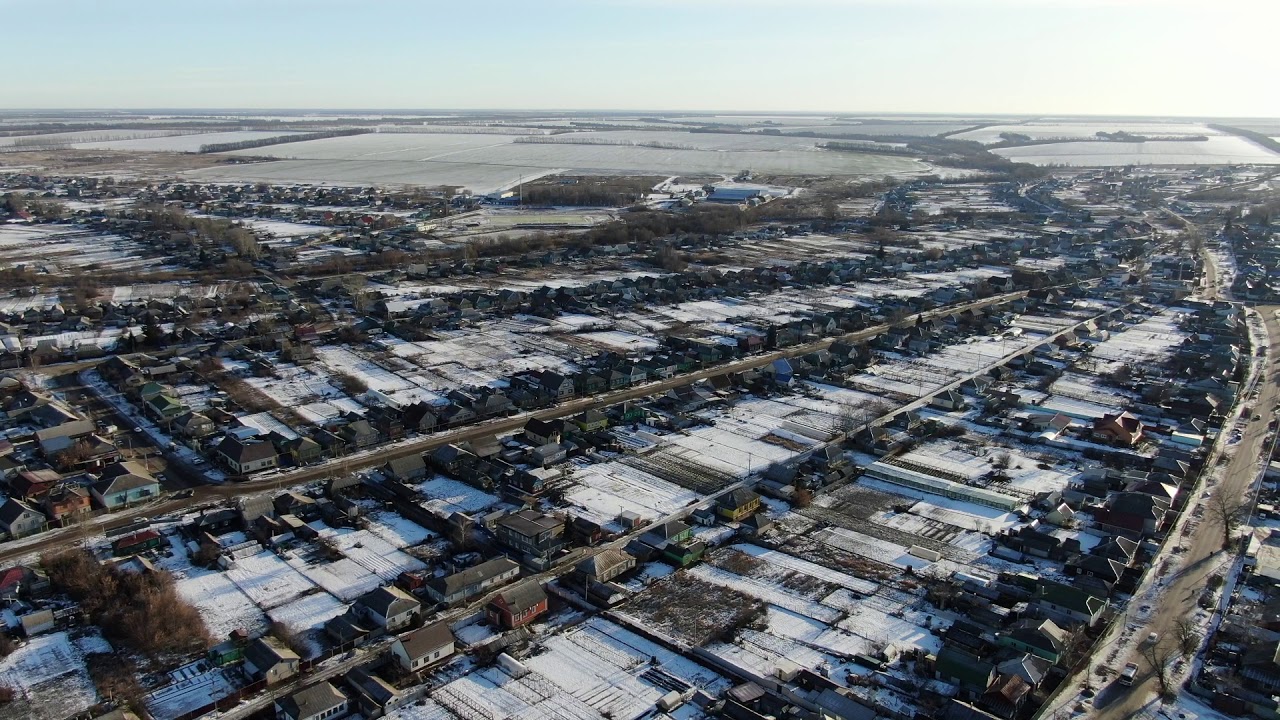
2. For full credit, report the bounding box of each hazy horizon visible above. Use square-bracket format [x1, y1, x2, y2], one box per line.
[4, 0, 1276, 117]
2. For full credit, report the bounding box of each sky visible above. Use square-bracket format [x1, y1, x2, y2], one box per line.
[3, 0, 1277, 117]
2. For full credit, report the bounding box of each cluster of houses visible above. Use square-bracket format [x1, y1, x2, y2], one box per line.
[0, 381, 162, 542]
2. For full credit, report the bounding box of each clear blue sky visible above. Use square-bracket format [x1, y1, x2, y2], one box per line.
[4, 0, 1276, 117]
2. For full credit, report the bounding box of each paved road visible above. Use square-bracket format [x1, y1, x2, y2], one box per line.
[1046, 301, 1277, 718]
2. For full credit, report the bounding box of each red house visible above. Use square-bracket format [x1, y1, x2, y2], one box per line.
[485, 580, 548, 630]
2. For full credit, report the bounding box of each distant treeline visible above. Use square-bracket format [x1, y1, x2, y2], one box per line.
[376, 126, 559, 135]
[521, 176, 659, 207]
[513, 136, 696, 150]
[1208, 124, 1280, 155]
[819, 141, 915, 156]
[988, 131, 1209, 148]
[197, 128, 369, 153]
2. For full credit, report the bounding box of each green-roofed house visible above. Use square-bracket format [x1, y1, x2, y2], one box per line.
[997, 618, 1070, 664]
[1033, 580, 1109, 628]
[144, 393, 188, 428]
[934, 644, 996, 699]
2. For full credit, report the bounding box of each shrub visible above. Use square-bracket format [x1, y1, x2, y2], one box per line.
[43, 549, 211, 657]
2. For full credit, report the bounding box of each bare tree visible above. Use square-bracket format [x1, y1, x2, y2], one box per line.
[836, 403, 861, 435]
[1207, 488, 1246, 551]
[1174, 617, 1200, 659]
[1139, 640, 1181, 700]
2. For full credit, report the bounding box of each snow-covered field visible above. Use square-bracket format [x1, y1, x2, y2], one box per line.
[188, 128, 929, 192]
[382, 323, 584, 392]
[566, 459, 701, 528]
[0, 224, 158, 272]
[688, 547, 945, 686]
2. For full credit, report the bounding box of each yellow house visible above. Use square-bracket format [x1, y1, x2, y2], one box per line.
[574, 409, 609, 433]
[717, 488, 762, 522]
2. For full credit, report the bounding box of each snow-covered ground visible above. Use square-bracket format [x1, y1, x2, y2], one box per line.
[0, 632, 100, 720]
[396, 616, 729, 720]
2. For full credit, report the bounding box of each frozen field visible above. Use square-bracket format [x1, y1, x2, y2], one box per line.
[0, 632, 98, 720]
[188, 128, 929, 192]
[994, 135, 1280, 166]
[76, 130, 304, 152]
[0, 128, 196, 148]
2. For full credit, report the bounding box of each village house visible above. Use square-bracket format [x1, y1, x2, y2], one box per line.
[275, 682, 349, 720]
[485, 580, 549, 630]
[391, 622, 455, 673]
[716, 488, 762, 522]
[216, 436, 279, 475]
[0, 499, 47, 539]
[1092, 411, 1144, 446]
[91, 462, 160, 509]
[243, 636, 300, 685]
[997, 618, 1069, 664]
[424, 557, 521, 605]
[495, 510, 565, 563]
[573, 548, 636, 585]
[353, 585, 420, 632]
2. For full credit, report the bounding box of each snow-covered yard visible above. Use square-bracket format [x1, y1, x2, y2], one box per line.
[0, 632, 99, 720]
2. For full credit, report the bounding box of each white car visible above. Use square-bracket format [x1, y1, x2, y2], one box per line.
[1146, 631, 1160, 644]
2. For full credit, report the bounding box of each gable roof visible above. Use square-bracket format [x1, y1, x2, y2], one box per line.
[92, 472, 158, 496]
[396, 621, 454, 660]
[276, 682, 346, 720]
[428, 557, 520, 598]
[491, 580, 547, 614]
[244, 636, 298, 671]
[356, 585, 419, 617]
[0, 499, 42, 526]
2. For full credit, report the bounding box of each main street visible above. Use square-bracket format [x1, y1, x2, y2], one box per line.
[1037, 236, 1274, 718]
[1082, 305, 1277, 719]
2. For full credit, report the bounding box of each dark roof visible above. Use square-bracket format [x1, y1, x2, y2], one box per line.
[524, 418, 563, 437]
[276, 682, 346, 720]
[0, 499, 42, 526]
[355, 586, 419, 617]
[575, 548, 633, 578]
[244, 636, 298, 671]
[497, 510, 563, 538]
[718, 488, 760, 510]
[491, 580, 547, 614]
[428, 557, 520, 597]
[93, 473, 157, 497]
[217, 436, 277, 464]
[397, 621, 454, 660]
[936, 645, 994, 690]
